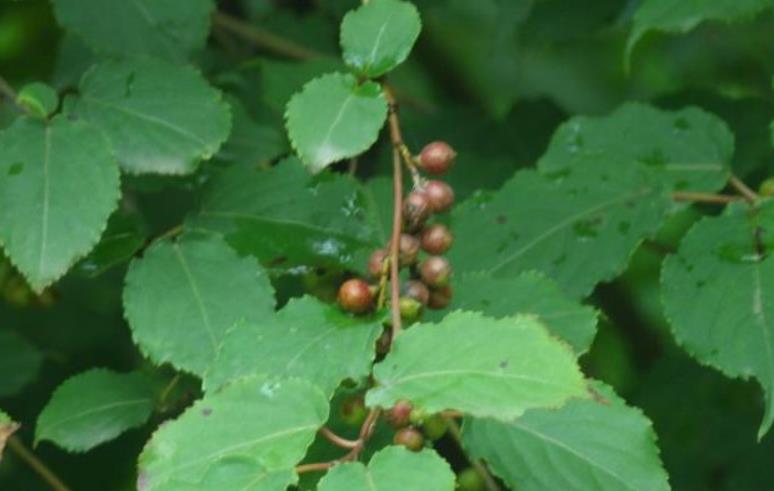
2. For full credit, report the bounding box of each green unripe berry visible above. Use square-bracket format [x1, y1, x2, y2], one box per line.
[422, 414, 448, 441]
[339, 394, 367, 427]
[399, 296, 423, 322]
[457, 468, 485, 491]
[760, 177, 774, 197]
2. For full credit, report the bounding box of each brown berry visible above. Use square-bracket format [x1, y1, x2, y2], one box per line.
[386, 399, 413, 428]
[424, 180, 455, 213]
[367, 249, 388, 278]
[403, 190, 431, 230]
[420, 224, 453, 254]
[337, 278, 373, 314]
[428, 286, 452, 309]
[403, 280, 430, 305]
[398, 233, 421, 266]
[418, 141, 456, 175]
[420, 256, 451, 288]
[393, 427, 424, 451]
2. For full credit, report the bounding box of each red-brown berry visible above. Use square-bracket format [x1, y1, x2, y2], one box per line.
[403, 190, 431, 230]
[418, 141, 456, 175]
[339, 395, 368, 427]
[420, 224, 453, 254]
[337, 278, 374, 314]
[367, 249, 388, 278]
[420, 256, 451, 288]
[428, 285, 452, 309]
[386, 399, 413, 428]
[424, 180, 455, 213]
[399, 233, 421, 266]
[403, 280, 430, 305]
[393, 427, 424, 451]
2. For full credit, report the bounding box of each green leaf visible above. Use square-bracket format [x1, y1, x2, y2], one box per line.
[626, 0, 774, 65]
[318, 446, 455, 491]
[17, 82, 58, 118]
[123, 235, 275, 376]
[537, 102, 733, 193]
[76, 209, 146, 278]
[340, 0, 422, 78]
[189, 157, 382, 270]
[67, 59, 231, 175]
[218, 98, 286, 167]
[0, 410, 19, 461]
[448, 166, 670, 298]
[0, 329, 43, 397]
[52, 0, 214, 62]
[205, 296, 382, 396]
[0, 116, 120, 291]
[463, 382, 670, 491]
[367, 311, 588, 420]
[662, 199, 774, 437]
[137, 376, 328, 490]
[285, 72, 387, 173]
[427, 271, 597, 355]
[35, 369, 155, 452]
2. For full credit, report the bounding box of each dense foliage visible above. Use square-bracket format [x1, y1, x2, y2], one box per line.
[1, 0, 774, 490]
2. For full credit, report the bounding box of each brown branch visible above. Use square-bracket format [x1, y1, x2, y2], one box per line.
[671, 191, 741, 204]
[319, 427, 360, 449]
[444, 418, 501, 491]
[8, 437, 71, 491]
[384, 86, 404, 338]
[729, 174, 759, 203]
[295, 461, 335, 474]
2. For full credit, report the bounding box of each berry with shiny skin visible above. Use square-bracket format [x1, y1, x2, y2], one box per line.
[386, 399, 413, 428]
[393, 427, 424, 451]
[428, 286, 453, 310]
[339, 395, 368, 427]
[424, 180, 455, 213]
[420, 256, 452, 288]
[399, 296, 423, 322]
[420, 224, 453, 254]
[403, 190, 431, 230]
[399, 233, 421, 266]
[367, 249, 388, 278]
[337, 278, 374, 314]
[403, 280, 430, 305]
[457, 468, 485, 491]
[418, 141, 456, 175]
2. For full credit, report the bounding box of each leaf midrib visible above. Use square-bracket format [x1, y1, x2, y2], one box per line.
[39, 398, 151, 435]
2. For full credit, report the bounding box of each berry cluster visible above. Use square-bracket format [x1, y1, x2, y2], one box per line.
[386, 399, 448, 451]
[337, 141, 457, 322]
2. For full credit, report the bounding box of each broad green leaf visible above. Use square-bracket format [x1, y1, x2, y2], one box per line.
[448, 166, 670, 298]
[285, 72, 387, 173]
[218, 98, 286, 167]
[17, 82, 58, 118]
[0, 116, 120, 291]
[463, 382, 670, 491]
[36, 369, 154, 452]
[427, 271, 597, 355]
[67, 59, 231, 175]
[626, 0, 774, 64]
[662, 200, 774, 437]
[123, 235, 275, 376]
[52, 0, 214, 62]
[537, 102, 733, 193]
[0, 329, 43, 397]
[367, 311, 588, 419]
[76, 209, 146, 278]
[340, 0, 422, 78]
[204, 296, 382, 396]
[189, 157, 382, 270]
[318, 446, 455, 491]
[0, 410, 19, 461]
[137, 377, 328, 490]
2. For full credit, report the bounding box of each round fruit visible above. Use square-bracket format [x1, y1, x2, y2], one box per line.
[403, 280, 430, 305]
[399, 233, 421, 266]
[367, 249, 388, 278]
[760, 177, 774, 197]
[457, 468, 485, 491]
[399, 296, 423, 322]
[420, 224, 453, 254]
[428, 286, 453, 310]
[403, 190, 431, 230]
[422, 414, 448, 440]
[339, 395, 368, 427]
[424, 180, 455, 213]
[418, 141, 456, 175]
[393, 427, 424, 451]
[337, 278, 374, 313]
[386, 399, 413, 428]
[420, 256, 452, 288]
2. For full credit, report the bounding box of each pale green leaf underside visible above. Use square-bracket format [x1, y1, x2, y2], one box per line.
[285, 72, 387, 173]
[464, 381, 670, 491]
[367, 311, 588, 420]
[35, 369, 154, 452]
[123, 235, 275, 376]
[537, 102, 733, 193]
[626, 0, 774, 63]
[426, 271, 598, 355]
[0, 116, 120, 292]
[449, 166, 670, 298]
[137, 377, 328, 490]
[318, 446, 455, 491]
[204, 296, 382, 396]
[0, 329, 43, 397]
[52, 0, 214, 62]
[340, 0, 422, 78]
[662, 199, 774, 437]
[68, 59, 231, 175]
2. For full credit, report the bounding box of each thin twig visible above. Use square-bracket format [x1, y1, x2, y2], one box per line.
[211, 11, 324, 60]
[295, 461, 335, 474]
[729, 175, 759, 203]
[0, 75, 28, 115]
[444, 418, 501, 491]
[319, 427, 360, 449]
[671, 191, 741, 204]
[8, 437, 71, 491]
[384, 87, 404, 338]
